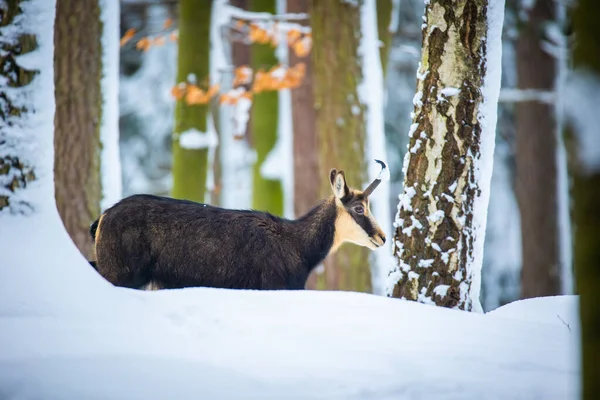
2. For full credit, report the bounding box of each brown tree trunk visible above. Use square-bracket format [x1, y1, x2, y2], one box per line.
[516, 0, 561, 299]
[287, 0, 320, 289]
[54, 0, 103, 259]
[310, 0, 370, 292]
[388, 0, 502, 311]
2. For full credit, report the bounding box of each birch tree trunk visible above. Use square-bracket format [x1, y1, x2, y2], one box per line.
[53, 0, 103, 259]
[249, 0, 283, 216]
[515, 0, 561, 299]
[570, 0, 600, 396]
[310, 0, 371, 292]
[387, 0, 504, 311]
[171, 0, 212, 202]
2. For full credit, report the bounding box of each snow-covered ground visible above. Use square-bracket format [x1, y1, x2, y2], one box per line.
[0, 255, 580, 399]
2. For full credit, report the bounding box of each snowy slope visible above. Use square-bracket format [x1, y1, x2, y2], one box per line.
[0, 262, 579, 400]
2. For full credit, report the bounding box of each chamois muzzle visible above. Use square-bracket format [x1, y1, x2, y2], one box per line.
[362, 159, 387, 197]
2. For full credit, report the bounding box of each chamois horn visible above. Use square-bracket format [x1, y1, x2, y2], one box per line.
[362, 159, 387, 197]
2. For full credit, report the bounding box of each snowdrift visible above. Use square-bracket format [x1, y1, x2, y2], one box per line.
[0, 261, 579, 400]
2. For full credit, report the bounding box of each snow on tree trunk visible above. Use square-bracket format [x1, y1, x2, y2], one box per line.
[53, 0, 103, 260]
[0, 0, 111, 304]
[250, 0, 284, 216]
[359, 0, 393, 295]
[566, 0, 600, 395]
[99, 0, 122, 210]
[515, 0, 562, 299]
[211, 0, 253, 210]
[171, 0, 213, 203]
[387, 0, 505, 311]
[310, 0, 371, 292]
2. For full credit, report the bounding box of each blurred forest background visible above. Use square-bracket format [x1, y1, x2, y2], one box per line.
[53, 0, 576, 312]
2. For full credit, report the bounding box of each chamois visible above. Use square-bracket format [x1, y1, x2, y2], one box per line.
[90, 163, 388, 291]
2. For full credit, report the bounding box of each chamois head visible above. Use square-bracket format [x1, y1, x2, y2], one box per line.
[329, 164, 387, 251]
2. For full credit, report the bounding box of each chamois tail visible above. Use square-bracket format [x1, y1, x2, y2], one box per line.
[89, 218, 100, 242]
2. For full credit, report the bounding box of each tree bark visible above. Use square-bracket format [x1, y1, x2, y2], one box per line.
[0, 1, 40, 213]
[310, 0, 370, 292]
[53, 0, 103, 260]
[171, 0, 212, 202]
[515, 0, 561, 299]
[287, 0, 319, 289]
[377, 0, 393, 74]
[249, 0, 284, 216]
[571, 0, 600, 396]
[388, 0, 501, 311]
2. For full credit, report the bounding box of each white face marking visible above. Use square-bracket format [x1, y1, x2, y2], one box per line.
[331, 197, 385, 254]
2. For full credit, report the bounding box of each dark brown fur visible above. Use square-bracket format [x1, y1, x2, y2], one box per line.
[90, 170, 386, 290]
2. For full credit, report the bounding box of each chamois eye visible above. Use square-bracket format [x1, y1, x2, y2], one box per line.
[354, 206, 364, 214]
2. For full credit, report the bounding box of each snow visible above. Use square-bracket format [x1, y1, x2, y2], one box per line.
[564, 70, 600, 174]
[119, 4, 177, 197]
[0, 0, 56, 215]
[468, 0, 506, 313]
[553, 1, 572, 295]
[178, 128, 218, 150]
[0, 2, 581, 398]
[440, 87, 460, 97]
[359, 0, 394, 296]
[210, 0, 254, 209]
[389, 0, 401, 33]
[99, 0, 122, 211]
[0, 276, 581, 400]
[276, 0, 295, 219]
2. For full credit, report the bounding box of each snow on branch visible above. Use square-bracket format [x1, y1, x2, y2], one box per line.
[498, 88, 555, 103]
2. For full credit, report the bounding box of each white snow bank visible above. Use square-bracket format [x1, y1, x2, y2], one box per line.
[0, 257, 580, 400]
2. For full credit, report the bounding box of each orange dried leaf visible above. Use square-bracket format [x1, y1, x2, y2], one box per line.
[207, 84, 221, 98]
[136, 37, 152, 51]
[169, 31, 179, 41]
[163, 17, 173, 29]
[153, 36, 166, 47]
[120, 28, 136, 47]
[171, 84, 187, 100]
[287, 29, 301, 43]
[185, 85, 208, 105]
[293, 36, 312, 57]
[235, 20, 246, 29]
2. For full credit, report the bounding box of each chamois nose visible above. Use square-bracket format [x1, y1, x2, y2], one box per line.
[380, 235, 386, 244]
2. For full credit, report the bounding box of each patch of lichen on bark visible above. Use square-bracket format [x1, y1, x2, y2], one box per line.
[0, 1, 39, 212]
[391, 0, 487, 310]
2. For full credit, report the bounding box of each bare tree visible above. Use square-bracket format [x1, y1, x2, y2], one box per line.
[515, 0, 562, 298]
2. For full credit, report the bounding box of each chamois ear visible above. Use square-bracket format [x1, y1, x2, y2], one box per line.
[329, 169, 349, 200]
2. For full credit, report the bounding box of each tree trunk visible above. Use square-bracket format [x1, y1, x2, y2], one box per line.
[515, 0, 561, 299]
[287, 0, 320, 289]
[248, 0, 284, 215]
[310, 0, 370, 292]
[0, 1, 41, 213]
[53, 0, 103, 260]
[571, 0, 600, 396]
[387, 0, 503, 311]
[377, 0, 393, 74]
[171, 0, 212, 202]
